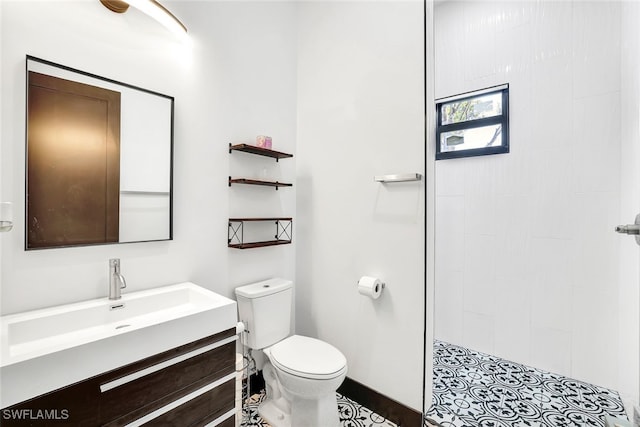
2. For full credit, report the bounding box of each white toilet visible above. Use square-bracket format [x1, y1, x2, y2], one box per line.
[235, 278, 347, 427]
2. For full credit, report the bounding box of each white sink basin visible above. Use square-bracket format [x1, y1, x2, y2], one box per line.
[0, 282, 237, 408]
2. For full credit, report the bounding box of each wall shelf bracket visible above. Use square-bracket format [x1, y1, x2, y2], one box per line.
[228, 218, 293, 249]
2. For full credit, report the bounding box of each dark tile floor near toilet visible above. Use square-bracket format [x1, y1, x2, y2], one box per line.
[425, 340, 628, 427]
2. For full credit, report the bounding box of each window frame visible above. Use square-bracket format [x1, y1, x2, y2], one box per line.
[435, 84, 509, 160]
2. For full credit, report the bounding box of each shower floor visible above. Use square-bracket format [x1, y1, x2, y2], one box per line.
[425, 340, 628, 427]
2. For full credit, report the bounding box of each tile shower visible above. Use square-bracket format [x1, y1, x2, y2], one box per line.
[433, 1, 640, 422]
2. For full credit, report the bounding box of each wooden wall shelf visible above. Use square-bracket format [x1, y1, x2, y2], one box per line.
[228, 141, 293, 248]
[229, 143, 293, 161]
[228, 218, 292, 249]
[228, 240, 291, 249]
[229, 177, 292, 190]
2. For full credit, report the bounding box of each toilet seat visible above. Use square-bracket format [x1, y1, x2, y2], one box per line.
[268, 335, 347, 380]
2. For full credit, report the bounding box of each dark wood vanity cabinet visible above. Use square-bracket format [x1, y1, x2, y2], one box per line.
[2, 328, 237, 426]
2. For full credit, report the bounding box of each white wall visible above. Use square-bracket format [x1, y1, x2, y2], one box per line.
[433, 0, 639, 412]
[0, 0, 297, 315]
[0, 0, 427, 413]
[295, 1, 425, 411]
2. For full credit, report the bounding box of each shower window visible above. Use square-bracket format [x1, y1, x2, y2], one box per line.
[436, 84, 509, 160]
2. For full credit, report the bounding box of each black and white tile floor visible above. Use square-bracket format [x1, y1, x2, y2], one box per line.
[425, 341, 628, 427]
[242, 341, 628, 427]
[241, 392, 398, 427]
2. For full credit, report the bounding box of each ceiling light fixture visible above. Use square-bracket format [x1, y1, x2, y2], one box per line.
[100, 0, 188, 38]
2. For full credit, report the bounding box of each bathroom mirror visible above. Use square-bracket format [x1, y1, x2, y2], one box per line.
[25, 56, 173, 249]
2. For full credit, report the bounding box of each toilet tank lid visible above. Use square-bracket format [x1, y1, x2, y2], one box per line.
[235, 278, 292, 298]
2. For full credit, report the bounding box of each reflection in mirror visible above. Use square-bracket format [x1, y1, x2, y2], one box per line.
[25, 56, 173, 249]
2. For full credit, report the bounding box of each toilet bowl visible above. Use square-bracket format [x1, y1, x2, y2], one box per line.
[260, 335, 347, 427]
[234, 279, 348, 427]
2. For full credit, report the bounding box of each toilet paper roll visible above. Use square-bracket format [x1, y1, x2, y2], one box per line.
[358, 276, 384, 299]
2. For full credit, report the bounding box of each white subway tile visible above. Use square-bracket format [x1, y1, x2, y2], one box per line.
[572, 0, 621, 98]
[571, 289, 618, 389]
[434, 270, 464, 344]
[463, 311, 495, 355]
[531, 327, 571, 377]
[435, 196, 465, 273]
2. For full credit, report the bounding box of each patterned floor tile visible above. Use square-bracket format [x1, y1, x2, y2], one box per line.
[240, 392, 398, 427]
[427, 341, 628, 427]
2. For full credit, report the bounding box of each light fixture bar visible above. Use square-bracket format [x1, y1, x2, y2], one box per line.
[102, 0, 187, 38]
[100, 0, 130, 13]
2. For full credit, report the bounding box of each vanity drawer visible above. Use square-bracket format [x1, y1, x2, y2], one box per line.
[0, 380, 100, 425]
[216, 417, 237, 427]
[100, 331, 236, 425]
[142, 378, 235, 426]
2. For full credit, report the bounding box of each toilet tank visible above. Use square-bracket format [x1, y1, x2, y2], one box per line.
[235, 278, 292, 350]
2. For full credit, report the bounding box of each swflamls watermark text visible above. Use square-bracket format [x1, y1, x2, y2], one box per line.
[2, 409, 69, 420]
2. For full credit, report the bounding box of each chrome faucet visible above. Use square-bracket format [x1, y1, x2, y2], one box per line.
[109, 258, 127, 300]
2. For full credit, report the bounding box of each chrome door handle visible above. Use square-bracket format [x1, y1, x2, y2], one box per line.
[615, 214, 640, 246]
[615, 225, 640, 235]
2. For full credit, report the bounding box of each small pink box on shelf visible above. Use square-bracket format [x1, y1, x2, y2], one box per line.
[256, 135, 272, 149]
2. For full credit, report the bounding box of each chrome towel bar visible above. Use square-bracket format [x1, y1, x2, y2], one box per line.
[374, 173, 422, 183]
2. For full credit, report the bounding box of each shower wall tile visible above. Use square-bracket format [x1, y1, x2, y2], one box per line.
[530, 191, 577, 240]
[493, 195, 532, 259]
[531, 327, 571, 377]
[492, 150, 534, 196]
[464, 156, 495, 196]
[531, 0, 573, 62]
[495, 1, 535, 32]
[462, 235, 496, 316]
[530, 147, 574, 196]
[529, 238, 575, 290]
[464, 193, 496, 236]
[530, 238, 574, 333]
[573, 192, 620, 293]
[496, 21, 532, 77]
[462, 311, 494, 355]
[530, 58, 573, 151]
[571, 289, 619, 390]
[493, 274, 532, 364]
[434, 0, 465, 99]
[435, 159, 465, 197]
[531, 282, 573, 333]
[572, 92, 621, 194]
[463, 1, 497, 82]
[434, 270, 464, 344]
[572, 1, 621, 99]
[435, 196, 465, 273]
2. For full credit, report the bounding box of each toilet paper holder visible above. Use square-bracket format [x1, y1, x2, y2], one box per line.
[357, 276, 386, 299]
[356, 280, 385, 289]
[356, 280, 387, 289]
